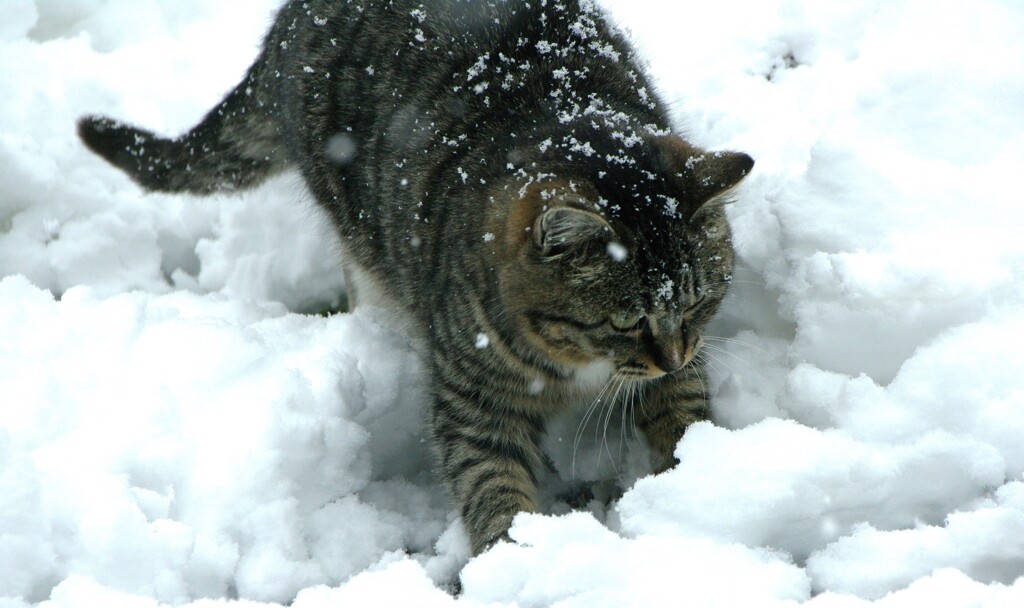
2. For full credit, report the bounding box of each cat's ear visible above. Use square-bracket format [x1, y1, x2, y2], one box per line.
[535, 206, 613, 256]
[657, 136, 754, 219]
[686, 150, 755, 207]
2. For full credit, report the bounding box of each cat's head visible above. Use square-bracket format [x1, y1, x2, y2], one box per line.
[494, 136, 753, 380]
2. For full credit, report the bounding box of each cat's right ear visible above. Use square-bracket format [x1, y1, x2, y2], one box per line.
[535, 206, 613, 257]
[655, 136, 755, 218]
[686, 150, 755, 207]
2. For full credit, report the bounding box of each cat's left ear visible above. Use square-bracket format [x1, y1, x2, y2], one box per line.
[535, 205, 613, 257]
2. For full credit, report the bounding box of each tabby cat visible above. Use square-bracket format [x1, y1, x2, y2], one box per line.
[78, 0, 753, 555]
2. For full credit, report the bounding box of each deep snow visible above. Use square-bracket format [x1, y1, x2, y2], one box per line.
[2, 0, 1024, 606]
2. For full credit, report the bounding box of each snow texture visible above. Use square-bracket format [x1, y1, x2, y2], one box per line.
[2, 0, 1024, 606]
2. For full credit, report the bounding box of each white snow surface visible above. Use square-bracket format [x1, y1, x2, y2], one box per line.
[2, 0, 1024, 606]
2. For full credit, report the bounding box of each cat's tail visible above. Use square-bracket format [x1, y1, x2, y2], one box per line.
[77, 73, 286, 195]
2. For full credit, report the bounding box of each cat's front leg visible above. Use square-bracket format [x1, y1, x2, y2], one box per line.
[431, 384, 544, 554]
[638, 363, 709, 474]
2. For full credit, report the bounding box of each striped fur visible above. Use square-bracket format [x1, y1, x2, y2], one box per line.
[77, 0, 753, 555]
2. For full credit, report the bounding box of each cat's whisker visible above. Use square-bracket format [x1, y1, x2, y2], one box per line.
[629, 385, 640, 445]
[572, 373, 618, 482]
[598, 374, 628, 476]
[618, 378, 634, 458]
[732, 264, 768, 277]
[593, 375, 618, 463]
[707, 279, 767, 289]
[635, 380, 650, 420]
[574, 375, 614, 451]
[692, 343, 733, 372]
[618, 378, 637, 462]
[697, 350, 739, 384]
[620, 381, 641, 457]
[703, 335, 771, 357]
[699, 343, 749, 370]
[693, 352, 725, 380]
[691, 357, 709, 402]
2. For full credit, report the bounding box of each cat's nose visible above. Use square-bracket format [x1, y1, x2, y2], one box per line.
[653, 343, 683, 373]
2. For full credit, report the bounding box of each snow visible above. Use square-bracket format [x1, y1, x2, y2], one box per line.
[1, 0, 1024, 606]
[606, 241, 628, 263]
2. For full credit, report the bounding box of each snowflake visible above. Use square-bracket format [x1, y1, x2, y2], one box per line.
[607, 242, 628, 262]
[656, 277, 675, 302]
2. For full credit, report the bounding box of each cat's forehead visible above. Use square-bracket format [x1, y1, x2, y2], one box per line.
[600, 186, 697, 260]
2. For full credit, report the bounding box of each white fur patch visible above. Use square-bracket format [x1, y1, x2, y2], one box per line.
[572, 359, 614, 391]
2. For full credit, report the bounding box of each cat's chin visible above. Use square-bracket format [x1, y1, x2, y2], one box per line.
[617, 367, 667, 380]
[573, 358, 672, 384]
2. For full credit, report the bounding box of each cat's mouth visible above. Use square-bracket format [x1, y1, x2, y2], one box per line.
[617, 335, 702, 379]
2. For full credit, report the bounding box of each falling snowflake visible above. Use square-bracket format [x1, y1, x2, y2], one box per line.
[607, 241, 628, 262]
[325, 133, 357, 165]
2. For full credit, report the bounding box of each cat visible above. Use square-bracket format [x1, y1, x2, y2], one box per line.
[78, 0, 753, 555]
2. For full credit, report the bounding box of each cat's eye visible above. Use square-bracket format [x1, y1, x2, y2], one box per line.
[609, 311, 644, 331]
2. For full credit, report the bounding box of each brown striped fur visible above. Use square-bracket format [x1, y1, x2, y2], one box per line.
[76, 0, 753, 555]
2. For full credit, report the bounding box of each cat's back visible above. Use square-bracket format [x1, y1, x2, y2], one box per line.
[273, 0, 533, 77]
[264, 0, 660, 316]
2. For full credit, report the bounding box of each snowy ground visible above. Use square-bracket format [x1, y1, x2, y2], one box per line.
[2, 0, 1024, 606]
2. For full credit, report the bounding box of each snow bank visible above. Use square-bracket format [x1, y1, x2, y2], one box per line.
[0, 275, 445, 604]
[2, 0, 1024, 606]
